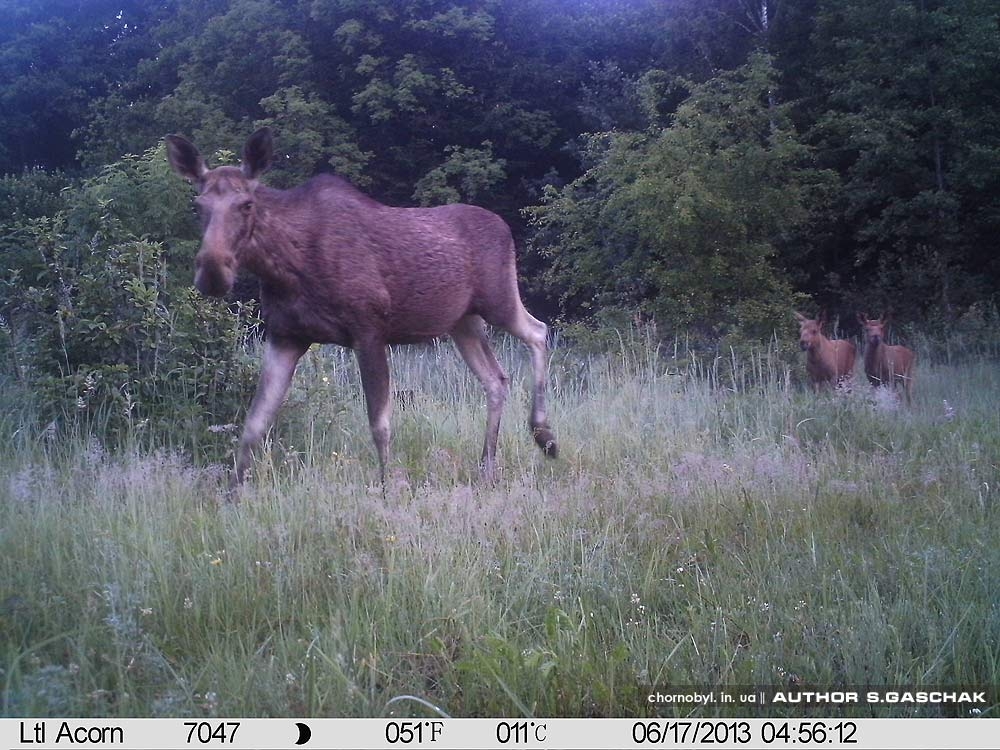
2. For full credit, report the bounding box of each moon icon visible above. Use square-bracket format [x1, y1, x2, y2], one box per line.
[294, 722, 312, 745]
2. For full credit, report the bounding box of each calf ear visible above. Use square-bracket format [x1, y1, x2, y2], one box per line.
[165, 135, 208, 185]
[856, 312, 867, 325]
[793, 311, 806, 323]
[242, 128, 273, 178]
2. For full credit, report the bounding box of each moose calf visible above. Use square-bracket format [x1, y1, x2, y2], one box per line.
[795, 312, 856, 392]
[857, 314, 916, 405]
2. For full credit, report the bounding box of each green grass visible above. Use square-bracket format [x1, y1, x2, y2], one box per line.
[1, 336, 998, 717]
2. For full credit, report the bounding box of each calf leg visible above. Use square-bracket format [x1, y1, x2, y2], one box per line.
[233, 337, 308, 488]
[451, 315, 509, 480]
[901, 371, 914, 406]
[355, 338, 392, 484]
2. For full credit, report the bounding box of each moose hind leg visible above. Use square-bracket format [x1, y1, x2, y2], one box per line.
[504, 307, 557, 458]
[451, 315, 509, 480]
[233, 337, 308, 488]
[355, 339, 392, 483]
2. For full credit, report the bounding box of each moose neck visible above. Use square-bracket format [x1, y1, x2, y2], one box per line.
[242, 191, 303, 293]
[865, 338, 883, 369]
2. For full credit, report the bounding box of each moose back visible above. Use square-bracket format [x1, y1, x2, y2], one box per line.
[166, 128, 557, 487]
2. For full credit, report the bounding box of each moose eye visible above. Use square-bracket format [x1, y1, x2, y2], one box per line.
[192, 196, 211, 224]
[238, 200, 253, 215]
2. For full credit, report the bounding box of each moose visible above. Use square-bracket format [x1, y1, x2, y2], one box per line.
[794, 312, 856, 392]
[857, 314, 916, 405]
[166, 128, 557, 488]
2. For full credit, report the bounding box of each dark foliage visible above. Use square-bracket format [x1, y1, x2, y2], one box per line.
[1, 0, 999, 421]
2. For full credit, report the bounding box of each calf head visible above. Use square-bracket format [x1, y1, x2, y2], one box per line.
[794, 312, 825, 352]
[857, 314, 887, 346]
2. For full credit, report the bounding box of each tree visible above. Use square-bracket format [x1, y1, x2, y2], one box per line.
[3, 0, 999, 349]
[807, 0, 1000, 320]
[0, 0, 162, 173]
[527, 53, 831, 340]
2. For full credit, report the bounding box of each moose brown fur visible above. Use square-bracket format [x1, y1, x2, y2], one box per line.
[794, 312, 856, 392]
[166, 128, 557, 487]
[857, 314, 916, 405]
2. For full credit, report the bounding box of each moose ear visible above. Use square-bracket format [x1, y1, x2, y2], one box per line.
[242, 128, 273, 179]
[165, 135, 208, 185]
[857, 312, 867, 324]
[793, 311, 806, 322]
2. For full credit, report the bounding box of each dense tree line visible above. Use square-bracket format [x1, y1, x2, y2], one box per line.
[2, 0, 999, 421]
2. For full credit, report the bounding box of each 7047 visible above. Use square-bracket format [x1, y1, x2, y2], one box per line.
[183, 722, 241, 744]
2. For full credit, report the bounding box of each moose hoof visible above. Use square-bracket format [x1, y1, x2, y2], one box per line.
[532, 426, 558, 459]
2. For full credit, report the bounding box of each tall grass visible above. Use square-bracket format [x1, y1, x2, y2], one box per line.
[1, 335, 998, 717]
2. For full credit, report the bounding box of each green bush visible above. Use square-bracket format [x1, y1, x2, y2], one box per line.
[526, 53, 828, 340]
[0, 144, 259, 448]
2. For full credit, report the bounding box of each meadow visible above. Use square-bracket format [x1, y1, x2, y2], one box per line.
[1, 332, 998, 718]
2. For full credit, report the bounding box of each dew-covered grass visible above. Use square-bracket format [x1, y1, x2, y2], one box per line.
[2, 336, 998, 717]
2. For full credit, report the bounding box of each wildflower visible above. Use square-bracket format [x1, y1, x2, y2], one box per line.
[183, 597, 193, 610]
[942, 399, 956, 422]
[207, 549, 226, 565]
[871, 385, 900, 413]
[121, 387, 135, 416]
[140, 607, 153, 616]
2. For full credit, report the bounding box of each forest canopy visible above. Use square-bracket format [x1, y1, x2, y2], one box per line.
[2, 0, 1000, 412]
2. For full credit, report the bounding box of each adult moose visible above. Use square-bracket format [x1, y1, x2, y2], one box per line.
[794, 312, 856, 392]
[166, 128, 557, 488]
[857, 314, 916, 405]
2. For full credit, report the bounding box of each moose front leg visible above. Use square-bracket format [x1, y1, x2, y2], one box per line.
[355, 339, 392, 484]
[232, 337, 309, 489]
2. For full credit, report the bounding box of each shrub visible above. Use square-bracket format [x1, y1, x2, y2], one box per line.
[0, 144, 259, 447]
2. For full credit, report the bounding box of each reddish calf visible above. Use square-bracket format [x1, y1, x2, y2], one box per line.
[794, 312, 856, 392]
[166, 129, 557, 488]
[857, 314, 916, 405]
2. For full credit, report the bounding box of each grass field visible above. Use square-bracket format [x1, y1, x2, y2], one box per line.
[2, 334, 998, 718]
